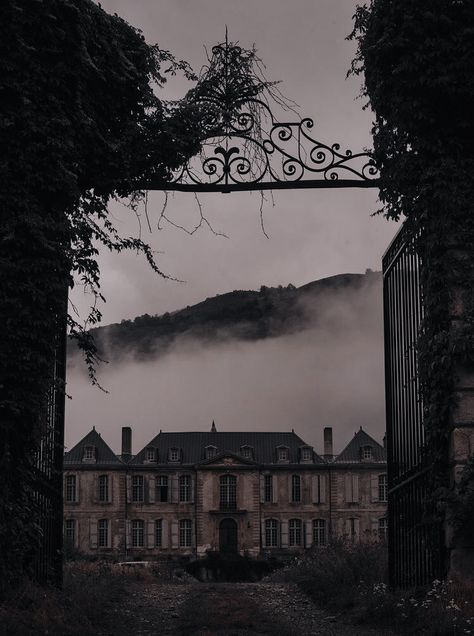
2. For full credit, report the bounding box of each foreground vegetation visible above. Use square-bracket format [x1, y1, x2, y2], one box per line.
[271, 541, 474, 635]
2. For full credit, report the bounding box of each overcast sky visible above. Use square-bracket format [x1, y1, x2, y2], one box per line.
[66, 0, 399, 455]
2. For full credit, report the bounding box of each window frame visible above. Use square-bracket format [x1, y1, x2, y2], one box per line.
[361, 445, 373, 460]
[264, 518, 279, 548]
[145, 447, 156, 463]
[291, 474, 301, 503]
[98, 518, 109, 548]
[169, 448, 180, 463]
[156, 475, 169, 503]
[378, 474, 388, 502]
[264, 474, 273, 503]
[98, 474, 109, 503]
[205, 445, 218, 459]
[277, 446, 289, 462]
[179, 474, 191, 503]
[289, 518, 302, 547]
[378, 517, 388, 541]
[220, 474, 237, 510]
[132, 475, 144, 503]
[65, 474, 77, 503]
[64, 518, 75, 548]
[155, 519, 163, 548]
[179, 519, 192, 548]
[312, 519, 326, 547]
[83, 445, 95, 461]
[131, 519, 145, 548]
[240, 445, 254, 460]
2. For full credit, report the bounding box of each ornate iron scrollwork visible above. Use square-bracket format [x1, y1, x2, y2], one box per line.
[147, 37, 379, 192]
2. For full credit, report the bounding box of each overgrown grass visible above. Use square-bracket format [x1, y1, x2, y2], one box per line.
[0, 562, 154, 636]
[270, 540, 474, 635]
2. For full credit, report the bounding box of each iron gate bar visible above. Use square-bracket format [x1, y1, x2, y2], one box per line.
[139, 178, 380, 193]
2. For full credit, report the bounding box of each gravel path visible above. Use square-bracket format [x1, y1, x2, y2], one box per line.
[102, 581, 398, 636]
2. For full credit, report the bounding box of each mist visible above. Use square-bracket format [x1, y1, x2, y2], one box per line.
[65, 274, 384, 457]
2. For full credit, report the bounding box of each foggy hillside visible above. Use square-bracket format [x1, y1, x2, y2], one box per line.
[66, 271, 385, 455]
[68, 271, 381, 364]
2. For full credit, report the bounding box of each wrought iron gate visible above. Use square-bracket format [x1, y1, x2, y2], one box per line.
[383, 224, 447, 587]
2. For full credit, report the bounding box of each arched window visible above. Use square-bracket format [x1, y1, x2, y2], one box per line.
[220, 475, 237, 510]
[179, 474, 191, 502]
[264, 519, 278, 548]
[131, 519, 144, 547]
[312, 519, 326, 546]
[378, 474, 388, 502]
[289, 519, 302, 546]
[291, 475, 301, 503]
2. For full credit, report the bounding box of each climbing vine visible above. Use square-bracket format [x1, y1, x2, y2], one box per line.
[349, 0, 474, 541]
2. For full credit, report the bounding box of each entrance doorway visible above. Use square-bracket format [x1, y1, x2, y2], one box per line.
[219, 518, 238, 553]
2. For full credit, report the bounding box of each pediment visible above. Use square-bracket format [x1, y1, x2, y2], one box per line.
[198, 451, 257, 467]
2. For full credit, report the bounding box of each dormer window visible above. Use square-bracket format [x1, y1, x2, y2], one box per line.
[145, 447, 156, 463]
[205, 445, 218, 460]
[277, 446, 289, 463]
[300, 447, 313, 463]
[240, 446, 254, 461]
[169, 448, 181, 463]
[361, 446, 373, 461]
[83, 445, 96, 463]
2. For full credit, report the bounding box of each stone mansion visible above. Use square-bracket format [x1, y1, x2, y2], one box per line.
[63, 424, 387, 559]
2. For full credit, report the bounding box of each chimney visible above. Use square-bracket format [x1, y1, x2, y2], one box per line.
[122, 426, 132, 458]
[323, 427, 333, 458]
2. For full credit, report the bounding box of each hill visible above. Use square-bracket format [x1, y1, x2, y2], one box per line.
[70, 271, 381, 363]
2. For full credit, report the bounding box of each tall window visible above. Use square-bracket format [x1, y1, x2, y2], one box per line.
[99, 475, 109, 502]
[65, 475, 76, 503]
[378, 474, 388, 502]
[156, 475, 168, 502]
[155, 520, 162, 547]
[220, 475, 237, 510]
[312, 519, 326, 546]
[179, 475, 191, 503]
[378, 518, 388, 541]
[291, 475, 301, 503]
[289, 519, 302, 546]
[98, 519, 108, 548]
[264, 474, 273, 503]
[179, 519, 192, 548]
[131, 520, 144, 547]
[132, 476, 144, 503]
[265, 519, 278, 548]
[64, 519, 75, 549]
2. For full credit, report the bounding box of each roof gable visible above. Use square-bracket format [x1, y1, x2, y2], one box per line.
[64, 428, 123, 466]
[334, 428, 386, 463]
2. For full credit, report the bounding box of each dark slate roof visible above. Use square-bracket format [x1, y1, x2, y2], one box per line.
[64, 428, 123, 466]
[334, 428, 386, 463]
[130, 431, 324, 466]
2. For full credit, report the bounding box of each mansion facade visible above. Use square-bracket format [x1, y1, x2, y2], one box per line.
[63, 424, 387, 560]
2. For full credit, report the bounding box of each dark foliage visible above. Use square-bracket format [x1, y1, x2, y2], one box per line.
[0, 0, 203, 589]
[350, 0, 474, 540]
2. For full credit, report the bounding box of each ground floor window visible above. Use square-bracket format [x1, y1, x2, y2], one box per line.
[132, 519, 144, 548]
[264, 519, 278, 547]
[179, 519, 192, 548]
[289, 518, 302, 546]
[64, 519, 75, 549]
[155, 519, 162, 547]
[378, 517, 388, 541]
[98, 519, 109, 548]
[312, 519, 326, 546]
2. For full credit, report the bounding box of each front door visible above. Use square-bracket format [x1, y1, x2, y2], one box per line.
[219, 518, 238, 553]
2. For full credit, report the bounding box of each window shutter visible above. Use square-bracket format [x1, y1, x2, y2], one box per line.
[371, 518, 379, 538]
[125, 520, 131, 549]
[75, 475, 80, 503]
[260, 475, 265, 504]
[162, 519, 169, 548]
[109, 474, 113, 504]
[126, 475, 132, 503]
[312, 475, 319, 504]
[147, 521, 155, 548]
[171, 475, 178, 503]
[272, 475, 278, 503]
[344, 474, 352, 503]
[261, 519, 265, 547]
[281, 520, 289, 548]
[305, 521, 312, 549]
[148, 476, 155, 504]
[371, 476, 379, 502]
[287, 474, 292, 502]
[90, 520, 98, 549]
[92, 475, 98, 504]
[189, 476, 195, 504]
[352, 474, 359, 502]
[319, 474, 327, 504]
[354, 518, 360, 540]
[171, 520, 179, 548]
